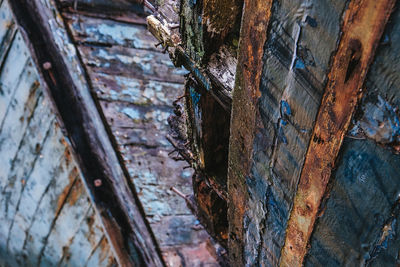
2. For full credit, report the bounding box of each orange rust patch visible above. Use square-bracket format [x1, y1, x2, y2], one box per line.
[55, 167, 78, 215]
[98, 236, 110, 264]
[227, 0, 273, 264]
[67, 178, 84, 206]
[280, 1, 396, 266]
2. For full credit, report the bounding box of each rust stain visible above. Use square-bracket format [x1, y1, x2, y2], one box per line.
[227, 0, 273, 264]
[280, 1, 396, 266]
[67, 178, 84, 206]
[99, 235, 110, 264]
[56, 167, 78, 215]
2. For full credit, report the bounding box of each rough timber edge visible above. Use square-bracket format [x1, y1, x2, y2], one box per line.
[226, 0, 273, 265]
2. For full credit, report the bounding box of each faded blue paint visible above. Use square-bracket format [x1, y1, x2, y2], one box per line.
[358, 95, 400, 144]
[0, 3, 115, 266]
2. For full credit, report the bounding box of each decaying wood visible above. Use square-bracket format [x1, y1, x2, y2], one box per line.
[167, 83, 229, 248]
[305, 4, 400, 265]
[0, 3, 115, 264]
[8, 0, 165, 266]
[62, 2, 222, 265]
[280, 1, 396, 266]
[227, 0, 273, 265]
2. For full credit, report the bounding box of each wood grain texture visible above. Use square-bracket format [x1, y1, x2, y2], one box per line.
[304, 139, 400, 266]
[0, 7, 115, 265]
[305, 5, 400, 266]
[9, 0, 165, 265]
[227, 0, 273, 265]
[63, 7, 221, 266]
[280, 1, 396, 266]
[243, 1, 350, 265]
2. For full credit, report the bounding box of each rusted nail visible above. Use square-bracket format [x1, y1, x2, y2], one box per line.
[94, 179, 102, 187]
[170, 186, 186, 199]
[43, 62, 52, 70]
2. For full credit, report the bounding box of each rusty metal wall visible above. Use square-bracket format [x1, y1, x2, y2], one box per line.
[0, 1, 116, 266]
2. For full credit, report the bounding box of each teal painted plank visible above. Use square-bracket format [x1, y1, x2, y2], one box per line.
[66, 14, 157, 50]
[0, 0, 17, 65]
[92, 72, 183, 106]
[79, 45, 186, 83]
[245, 0, 349, 265]
[58, 207, 106, 267]
[0, 32, 30, 124]
[39, 179, 92, 266]
[305, 139, 400, 266]
[305, 6, 400, 266]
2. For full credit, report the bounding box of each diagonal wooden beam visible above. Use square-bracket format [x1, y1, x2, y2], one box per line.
[279, 1, 396, 266]
[227, 0, 273, 265]
[8, 0, 165, 266]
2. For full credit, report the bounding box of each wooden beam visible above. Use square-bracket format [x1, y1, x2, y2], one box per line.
[8, 0, 165, 266]
[227, 0, 273, 265]
[279, 1, 396, 266]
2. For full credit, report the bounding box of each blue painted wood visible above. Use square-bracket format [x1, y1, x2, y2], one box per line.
[305, 5, 400, 266]
[65, 9, 221, 266]
[243, 0, 349, 265]
[305, 139, 400, 266]
[0, 3, 115, 265]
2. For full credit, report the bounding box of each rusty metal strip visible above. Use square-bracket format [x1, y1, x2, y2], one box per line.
[279, 1, 396, 266]
[8, 0, 165, 266]
[227, 0, 273, 265]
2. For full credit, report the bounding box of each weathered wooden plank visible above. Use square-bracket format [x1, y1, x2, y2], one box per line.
[58, 0, 147, 25]
[11, 155, 78, 266]
[121, 145, 193, 223]
[227, 0, 272, 265]
[92, 72, 183, 107]
[0, 61, 42, 247]
[0, 69, 114, 266]
[79, 45, 186, 84]
[58, 206, 107, 266]
[65, 13, 157, 50]
[304, 6, 400, 266]
[0, 32, 30, 124]
[65, 4, 222, 264]
[304, 139, 400, 266]
[9, 0, 165, 265]
[0, 92, 54, 227]
[39, 179, 92, 266]
[85, 236, 117, 267]
[0, 58, 40, 193]
[230, 0, 351, 265]
[99, 100, 171, 132]
[0, 0, 17, 65]
[280, 1, 396, 266]
[4, 128, 67, 265]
